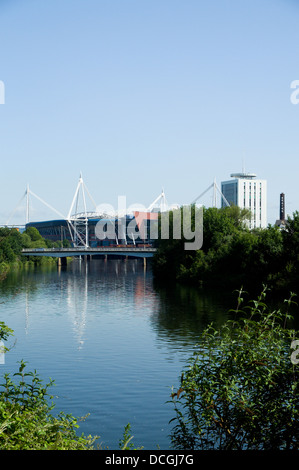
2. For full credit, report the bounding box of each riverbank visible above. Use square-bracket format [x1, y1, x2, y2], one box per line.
[152, 206, 299, 298]
[0, 256, 59, 281]
[1, 217, 299, 450]
[0, 226, 70, 281]
[1, 261, 298, 450]
[0, 258, 234, 449]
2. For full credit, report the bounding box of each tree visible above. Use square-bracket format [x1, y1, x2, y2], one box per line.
[24, 227, 43, 242]
[222, 204, 251, 229]
[169, 288, 299, 450]
[153, 205, 291, 292]
[0, 239, 16, 263]
[5, 229, 23, 255]
[20, 233, 32, 249]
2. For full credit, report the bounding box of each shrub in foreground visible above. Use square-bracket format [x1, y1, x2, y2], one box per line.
[170, 288, 299, 450]
[0, 360, 98, 450]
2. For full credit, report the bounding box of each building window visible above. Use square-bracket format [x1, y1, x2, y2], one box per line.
[221, 182, 237, 207]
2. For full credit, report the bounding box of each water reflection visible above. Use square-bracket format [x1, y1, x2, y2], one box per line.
[0, 259, 241, 449]
[62, 259, 232, 354]
[151, 283, 234, 352]
[0, 259, 233, 354]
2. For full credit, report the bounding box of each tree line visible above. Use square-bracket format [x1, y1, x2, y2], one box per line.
[1, 213, 298, 450]
[152, 205, 299, 295]
[0, 226, 69, 276]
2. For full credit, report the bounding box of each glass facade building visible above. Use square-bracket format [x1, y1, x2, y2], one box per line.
[221, 173, 267, 229]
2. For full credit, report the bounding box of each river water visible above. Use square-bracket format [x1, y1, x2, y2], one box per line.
[0, 258, 233, 449]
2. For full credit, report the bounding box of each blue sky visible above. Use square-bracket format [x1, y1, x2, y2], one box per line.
[1, 0, 299, 224]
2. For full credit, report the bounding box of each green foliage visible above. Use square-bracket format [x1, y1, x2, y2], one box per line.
[0, 238, 16, 263]
[169, 288, 299, 450]
[24, 227, 43, 242]
[119, 423, 143, 450]
[20, 233, 32, 248]
[0, 360, 99, 450]
[0, 322, 13, 357]
[0, 227, 59, 277]
[153, 205, 297, 292]
[29, 239, 48, 249]
[0, 322, 138, 450]
[63, 238, 71, 248]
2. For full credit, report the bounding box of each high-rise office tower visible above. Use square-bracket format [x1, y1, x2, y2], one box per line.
[221, 172, 267, 229]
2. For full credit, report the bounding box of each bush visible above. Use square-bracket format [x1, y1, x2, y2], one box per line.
[0, 323, 139, 450]
[169, 288, 299, 450]
[0, 359, 98, 450]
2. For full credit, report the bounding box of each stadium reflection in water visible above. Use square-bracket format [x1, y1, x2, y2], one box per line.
[0, 259, 232, 449]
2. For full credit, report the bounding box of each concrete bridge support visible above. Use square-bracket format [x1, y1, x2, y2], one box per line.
[57, 257, 67, 267]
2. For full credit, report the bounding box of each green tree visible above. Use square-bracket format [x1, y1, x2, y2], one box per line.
[170, 289, 299, 450]
[252, 225, 284, 286]
[222, 204, 251, 229]
[63, 238, 71, 248]
[0, 238, 16, 263]
[24, 227, 43, 242]
[29, 239, 48, 249]
[0, 228, 10, 238]
[0, 361, 98, 450]
[20, 233, 32, 249]
[5, 229, 23, 254]
[153, 205, 290, 292]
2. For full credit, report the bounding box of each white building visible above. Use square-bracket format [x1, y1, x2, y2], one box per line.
[221, 172, 267, 229]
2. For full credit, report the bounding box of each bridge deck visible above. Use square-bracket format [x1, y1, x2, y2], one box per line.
[22, 247, 157, 258]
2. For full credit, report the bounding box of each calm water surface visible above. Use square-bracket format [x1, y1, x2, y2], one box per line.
[0, 259, 233, 449]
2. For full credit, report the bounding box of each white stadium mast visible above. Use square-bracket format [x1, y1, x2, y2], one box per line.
[191, 177, 230, 208]
[5, 174, 99, 249]
[147, 188, 169, 212]
[66, 173, 100, 248]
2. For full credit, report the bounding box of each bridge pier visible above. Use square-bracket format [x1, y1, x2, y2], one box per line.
[57, 257, 67, 267]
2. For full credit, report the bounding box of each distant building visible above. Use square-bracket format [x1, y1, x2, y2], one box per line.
[25, 212, 157, 247]
[221, 172, 267, 229]
[275, 193, 286, 228]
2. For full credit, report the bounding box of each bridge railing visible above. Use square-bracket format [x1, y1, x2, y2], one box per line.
[22, 246, 157, 252]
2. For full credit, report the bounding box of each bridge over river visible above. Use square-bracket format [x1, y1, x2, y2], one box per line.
[22, 247, 157, 265]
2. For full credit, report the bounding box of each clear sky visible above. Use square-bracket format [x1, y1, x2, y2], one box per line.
[1, 0, 299, 225]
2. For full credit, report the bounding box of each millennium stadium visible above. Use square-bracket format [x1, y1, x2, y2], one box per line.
[25, 212, 160, 248]
[17, 175, 169, 248]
